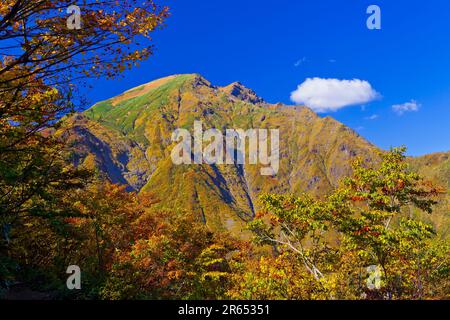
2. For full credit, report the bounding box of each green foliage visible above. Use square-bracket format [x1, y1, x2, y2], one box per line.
[242, 147, 449, 299]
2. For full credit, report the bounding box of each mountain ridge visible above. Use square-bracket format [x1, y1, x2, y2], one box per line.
[59, 73, 448, 236]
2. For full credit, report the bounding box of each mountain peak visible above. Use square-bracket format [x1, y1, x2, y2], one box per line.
[105, 74, 210, 106]
[98, 73, 265, 109]
[219, 81, 265, 104]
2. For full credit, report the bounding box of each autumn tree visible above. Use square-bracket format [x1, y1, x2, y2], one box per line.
[2, 177, 240, 299]
[228, 251, 331, 300]
[0, 0, 169, 219]
[100, 208, 239, 300]
[332, 147, 448, 299]
[0, 0, 169, 294]
[245, 148, 448, 299]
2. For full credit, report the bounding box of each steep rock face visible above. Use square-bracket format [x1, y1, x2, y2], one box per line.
[60, 74, 447, 236]
[61, 114, 151, 191]
[218, 81, 265, 104]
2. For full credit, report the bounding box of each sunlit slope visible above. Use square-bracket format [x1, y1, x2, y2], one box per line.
[409, 152, 450, 238]
[62, 74, 447, 235]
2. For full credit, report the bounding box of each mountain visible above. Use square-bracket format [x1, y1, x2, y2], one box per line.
[409, 152, 450, 237]
[410, 152, 450, 189]
[59, 74, 448, 236]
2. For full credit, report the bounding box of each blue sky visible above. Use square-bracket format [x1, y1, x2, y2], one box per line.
[84, 0, 450, 156]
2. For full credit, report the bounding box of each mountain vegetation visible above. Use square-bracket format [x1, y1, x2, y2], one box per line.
[60, 74, 449, 238]
[0, 2, 447, 300]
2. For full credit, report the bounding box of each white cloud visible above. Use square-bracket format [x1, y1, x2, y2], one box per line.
[365, 114, 378, 120]
[392, 100, 420, 115]
[294, 57, 307, 67]
[290, 78, 380, 113]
